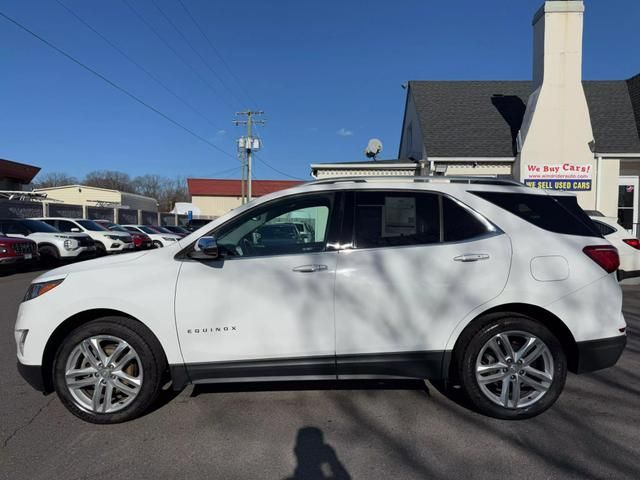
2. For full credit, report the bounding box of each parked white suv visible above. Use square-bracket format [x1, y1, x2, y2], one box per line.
[121, 224, 180, 248]
[35, 218, 133, 255]
[0, 218, 96, 262]
[15, 177, 626, 423]
[588, 213, 640, 280]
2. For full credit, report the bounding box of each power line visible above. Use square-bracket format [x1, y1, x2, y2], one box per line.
[54, 0, 219, 130]
[120, 0, 235, 111]
[150, 0, 245, 110]
[254, 153, 306, 181]
[176, 0, 259, 109]
[0, 8, 238, 162]
[205, 165, 242, 178]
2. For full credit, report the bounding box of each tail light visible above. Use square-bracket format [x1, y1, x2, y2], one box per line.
[622, 238, 640, 250]
[583, 245, 620, 273]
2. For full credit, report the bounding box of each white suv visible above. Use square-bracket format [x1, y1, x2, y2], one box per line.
[15, 178, 626, 423]
[0, 218, 96, 262]
[120, 225, 181, 248]
[34, 218, 134, 255]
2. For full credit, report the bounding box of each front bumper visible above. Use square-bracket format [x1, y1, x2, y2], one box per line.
[0, 256, 24, 265]
[17, 361, 50, 393]
[575, 335, 627, 374]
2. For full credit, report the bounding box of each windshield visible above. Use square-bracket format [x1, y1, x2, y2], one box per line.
[151, 226, 172, 234]
[109, 224, 128, 232]
[138, 226, 157, 234]
[77, 220, 108, 231]
[20, 219, 60, 233]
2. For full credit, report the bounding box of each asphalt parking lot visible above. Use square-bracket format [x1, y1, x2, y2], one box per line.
[1, 269, 639, 480]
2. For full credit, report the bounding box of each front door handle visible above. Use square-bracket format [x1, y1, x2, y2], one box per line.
[453, 253, 490, 262]
[292, 264, 328, 273]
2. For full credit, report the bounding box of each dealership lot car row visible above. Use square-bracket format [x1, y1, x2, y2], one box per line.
[13, 177, 627, 424]
[0, 217, 191, 270]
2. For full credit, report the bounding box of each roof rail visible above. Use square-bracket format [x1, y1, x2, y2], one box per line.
[306, 177, 369, 185]
[306, 176, 524, 187]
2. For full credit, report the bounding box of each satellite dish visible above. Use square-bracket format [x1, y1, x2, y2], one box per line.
[365, 138, 383, 160]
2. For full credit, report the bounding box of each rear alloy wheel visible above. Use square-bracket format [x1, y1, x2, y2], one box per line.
[53, 317, 165, 423]
[457, 314, 567, 419]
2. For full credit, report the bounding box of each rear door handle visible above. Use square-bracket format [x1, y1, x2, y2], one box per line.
[453, 253, 490, 262]
[292, 264, 328, 273]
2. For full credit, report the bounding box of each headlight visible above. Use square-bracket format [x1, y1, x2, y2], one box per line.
[24, 279, 64, 302]
[55, 235, 71, 239]
[106, 235, 121, 240]
[162, 237, 177, 241]
[63, 239, 78, 250]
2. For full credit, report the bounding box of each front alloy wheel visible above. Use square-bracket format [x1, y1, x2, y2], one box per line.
[64, 335, 143, 414]
[54, 317, 165, 423]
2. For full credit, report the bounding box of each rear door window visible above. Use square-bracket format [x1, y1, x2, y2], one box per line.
[354, 191, 440, 249]
[472, 191, 601, 237]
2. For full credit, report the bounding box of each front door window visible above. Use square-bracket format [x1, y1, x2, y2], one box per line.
[215, 194, 333, 258]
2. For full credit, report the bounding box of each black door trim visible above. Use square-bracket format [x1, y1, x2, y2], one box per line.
[337, 350, 450, 380]
[171, 350, 452, 389]
[182, 355, 337, 386]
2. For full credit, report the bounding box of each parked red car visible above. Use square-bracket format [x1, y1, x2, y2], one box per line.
[94, 220, 153, 250]
[0, 234, 39, 268]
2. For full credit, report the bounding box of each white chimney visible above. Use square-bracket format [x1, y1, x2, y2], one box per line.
[515, 0, 597, 207]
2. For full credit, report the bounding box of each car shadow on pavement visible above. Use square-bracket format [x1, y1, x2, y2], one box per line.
[284, 426, 351, 480]
[144, 383, 184, 416]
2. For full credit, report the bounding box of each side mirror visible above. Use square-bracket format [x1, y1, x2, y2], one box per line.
[70, 227, 81, 232]
[189, 236, 219, 260]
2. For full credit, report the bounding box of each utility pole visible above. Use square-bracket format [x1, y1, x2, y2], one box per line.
[234, 111, 265, 203]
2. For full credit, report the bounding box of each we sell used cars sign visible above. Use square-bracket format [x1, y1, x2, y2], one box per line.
[524, 164, 592, 191]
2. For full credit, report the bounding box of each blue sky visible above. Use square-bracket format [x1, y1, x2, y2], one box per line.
[1, 0, 638, 182]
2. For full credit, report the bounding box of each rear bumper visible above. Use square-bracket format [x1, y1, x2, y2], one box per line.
[575, 335, 626, 374]
[17, 361, 50, 393]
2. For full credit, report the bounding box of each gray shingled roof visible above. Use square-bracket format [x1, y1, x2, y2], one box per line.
[408, 78, 640, 157]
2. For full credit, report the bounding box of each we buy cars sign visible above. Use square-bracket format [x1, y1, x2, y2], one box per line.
[524, 164, 592, 191]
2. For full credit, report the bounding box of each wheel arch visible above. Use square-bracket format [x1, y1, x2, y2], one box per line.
[446, 303, 579, 380]
[37, 242, 60, 257]
[41, 308, 168, 393]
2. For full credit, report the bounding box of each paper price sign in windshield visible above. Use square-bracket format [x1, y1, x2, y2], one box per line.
[524, 164, 592, 191]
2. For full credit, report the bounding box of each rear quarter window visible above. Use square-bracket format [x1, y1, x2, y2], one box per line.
[442, 196, 491, 242]
[591, 220, 617, 236]
[472, 191, 602, 237]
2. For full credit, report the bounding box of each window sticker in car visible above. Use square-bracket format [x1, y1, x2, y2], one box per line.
[383, 196, 416, 237]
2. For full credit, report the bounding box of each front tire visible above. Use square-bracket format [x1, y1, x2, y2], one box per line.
[95, 242, 107, 256]
[152, 240, 163, 249]
[53, 317, 166, 424]
[39, 245, 59, 266]
[455, 313, 567, 419]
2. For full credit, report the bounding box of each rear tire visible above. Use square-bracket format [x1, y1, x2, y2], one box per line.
[455, 313, 567, 420]
[52, 317, 166, 424]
